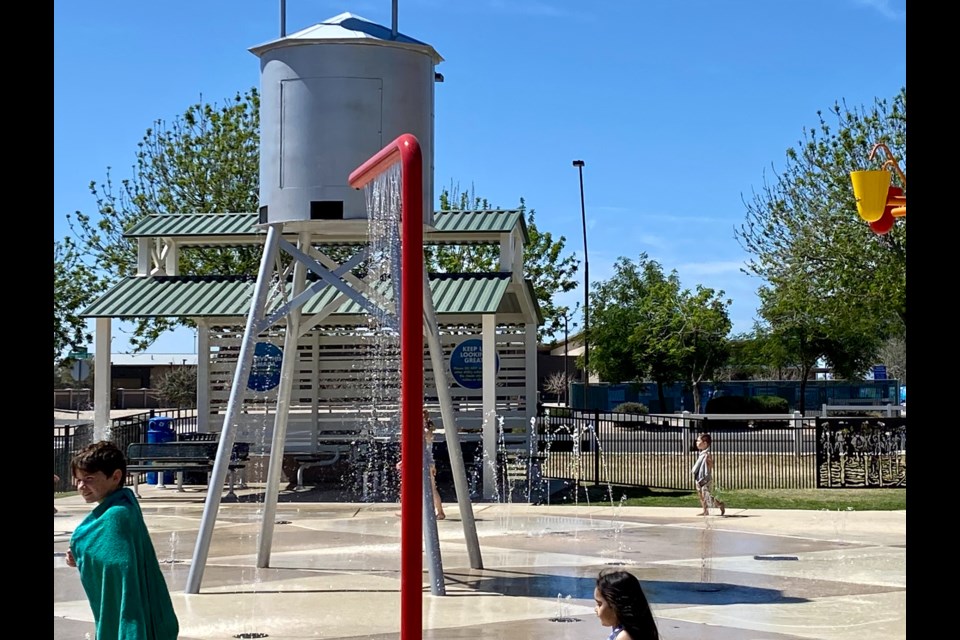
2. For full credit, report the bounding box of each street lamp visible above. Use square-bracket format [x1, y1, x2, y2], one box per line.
[572, 160, 589, 410]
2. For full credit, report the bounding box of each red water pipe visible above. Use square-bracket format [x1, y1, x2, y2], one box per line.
[349, 133, 424, 640]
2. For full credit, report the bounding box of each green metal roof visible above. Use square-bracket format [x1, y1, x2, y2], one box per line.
[81, 274, 517, 319]
[122, 210, 526, 242]
[434, 210, 526, 239]
[124, 213, 258, 237]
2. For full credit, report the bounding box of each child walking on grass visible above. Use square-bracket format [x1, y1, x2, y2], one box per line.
[692, 432, 726, 516]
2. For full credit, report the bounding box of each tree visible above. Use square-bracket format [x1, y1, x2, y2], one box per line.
[589, 255, 676, 411]
[718, 329, 775, 381]
[66, 90, 262, 351]
[433, 183, 580, 341]
[588, 256, 652, 384]
[736, 88, 906, 391]
[543, 370, 573, 404]
[876, 335, 906, 387]
[674, 286, 732, 413]
[754, 282, 830, 413]
[157, 366, 198, 409]
[589, 254, 732, 412]
[54, 238, 106, 366]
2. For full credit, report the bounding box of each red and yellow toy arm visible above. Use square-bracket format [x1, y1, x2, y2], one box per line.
[850, 143, 906, 235]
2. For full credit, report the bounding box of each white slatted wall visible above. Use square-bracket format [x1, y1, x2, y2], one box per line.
[205, 322, 532, 452]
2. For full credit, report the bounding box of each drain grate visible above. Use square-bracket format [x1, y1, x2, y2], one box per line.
[234, 634, 269, 638]
[693, 584, 723, 592]
[753, 555, 799, 561]
[548, 617, 581, 623]
[160, 559, 185, 564]
[275, 520, 291, 525]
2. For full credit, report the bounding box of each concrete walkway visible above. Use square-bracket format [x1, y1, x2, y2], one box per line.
[54, 484, 906, 639]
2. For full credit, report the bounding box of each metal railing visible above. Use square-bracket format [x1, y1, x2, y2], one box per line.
[53, 409, 200, 491]
[534, 409, 905, 491]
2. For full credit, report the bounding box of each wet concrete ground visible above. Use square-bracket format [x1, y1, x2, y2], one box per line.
[54, 484, 905, 639]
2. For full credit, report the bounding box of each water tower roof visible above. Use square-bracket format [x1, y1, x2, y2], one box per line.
[250, 12, 443, 63]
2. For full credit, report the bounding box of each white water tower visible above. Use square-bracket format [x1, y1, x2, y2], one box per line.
[251, 12, 443, 231]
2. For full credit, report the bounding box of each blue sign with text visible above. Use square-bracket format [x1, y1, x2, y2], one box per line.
[872, 365, 887, 381]
[247, 342, 283, 391]
[450, 339, 499, 389]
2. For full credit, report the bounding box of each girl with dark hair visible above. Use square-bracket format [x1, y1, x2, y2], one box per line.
[594, 569, 660, 640]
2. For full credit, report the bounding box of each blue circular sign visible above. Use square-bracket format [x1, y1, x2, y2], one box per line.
[247, 342, 283, 391]
[450, 339, 499, 389]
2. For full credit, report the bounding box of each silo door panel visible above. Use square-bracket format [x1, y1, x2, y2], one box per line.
[279, 77, 383, 189]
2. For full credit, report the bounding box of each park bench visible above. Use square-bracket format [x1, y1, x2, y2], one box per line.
[289, 437, 365, 490]
[126, 440, 247, 499]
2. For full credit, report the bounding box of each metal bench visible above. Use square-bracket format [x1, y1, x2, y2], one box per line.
[290, 439, 361, 490]
[126, 441, 246, 498]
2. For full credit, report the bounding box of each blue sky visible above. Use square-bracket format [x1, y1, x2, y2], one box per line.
[54, 0, 907, 355]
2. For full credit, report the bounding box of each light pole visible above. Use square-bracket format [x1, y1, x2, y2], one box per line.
[572, 160, 589, 410]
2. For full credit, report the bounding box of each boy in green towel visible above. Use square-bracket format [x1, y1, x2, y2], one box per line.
[66, 441, 179, 640]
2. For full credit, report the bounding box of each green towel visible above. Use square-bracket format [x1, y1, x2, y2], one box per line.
[70, 487, 179, 640]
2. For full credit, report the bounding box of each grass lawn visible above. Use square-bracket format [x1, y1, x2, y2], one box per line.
[550, 485, 906, 511]
[56, 486, 905, 512]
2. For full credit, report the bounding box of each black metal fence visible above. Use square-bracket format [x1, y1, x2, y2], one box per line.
[54, 408, 906, 495]
[53, 409, 199, 492]
[535, 409, 906, 491]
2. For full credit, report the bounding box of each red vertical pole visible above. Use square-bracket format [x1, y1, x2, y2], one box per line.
[349, 134, 424, 639]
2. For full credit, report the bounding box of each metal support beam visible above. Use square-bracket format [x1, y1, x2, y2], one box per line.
[423, 272, 483, 569]
[186, 224, 282, 594]
[258, 230, 309, 568]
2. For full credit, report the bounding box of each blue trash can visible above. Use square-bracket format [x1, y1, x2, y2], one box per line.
[146, 416, 175, 485]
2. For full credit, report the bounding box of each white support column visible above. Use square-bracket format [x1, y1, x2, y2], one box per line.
[498, 232, 513, 273]
[137, 238, 150, 276]
[524, 322, 538, 442]
[94, 317, 111, 441]
[482, 313, 497, 500]
[311, 331, 320, 451]
[196, 321, 210, 432]
[165, 240, 179, 275]
[511, 229, 524, 278]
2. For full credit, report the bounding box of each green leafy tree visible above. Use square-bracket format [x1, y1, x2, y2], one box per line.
[754, 282, 830, 413]
[754, 274, 881, 413]
[66, 89, 262, 351]
[720, 328, 773, 381]
[674, 286, 732, 413]
[157, 366, 198, 408]
[736, 88, 906, 392]
[589, 255, 684, 411]
[54, 238, 106, 366]
[588, 256, 650, 384]
[591, 255, 732, 411]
